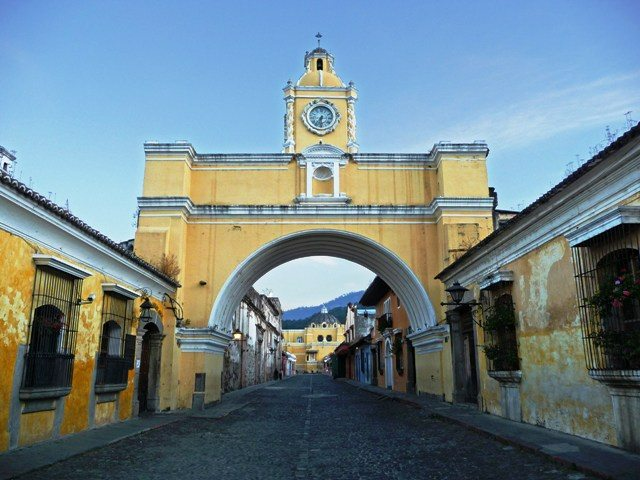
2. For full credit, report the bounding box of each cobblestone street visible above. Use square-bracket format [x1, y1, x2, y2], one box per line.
[19, 375, 592, 480]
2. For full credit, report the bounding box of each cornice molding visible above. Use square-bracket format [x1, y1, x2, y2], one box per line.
[101, 283, 140, 300]
[565, 206, 640, 247]
[32, 255, 92, 279]
[408, 324, 450, 355]
[175, 327, 231, 354]
[137, 196, 494, 219]
[144, 143, 488, 167]
[478, 270, 514, 290]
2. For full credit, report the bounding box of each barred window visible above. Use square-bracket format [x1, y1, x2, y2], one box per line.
[96, 292, 135, 389]
[573, 224, 640, 372]
[22, 267, 83, 393]
[482, 294, 519, 372]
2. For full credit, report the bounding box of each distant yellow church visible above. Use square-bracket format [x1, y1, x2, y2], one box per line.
[283, 306, 345, 373]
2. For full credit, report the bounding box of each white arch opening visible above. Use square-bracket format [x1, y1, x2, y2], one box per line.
[208, 230, 437, 333]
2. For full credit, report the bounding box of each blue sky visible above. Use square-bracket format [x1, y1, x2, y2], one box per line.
[1, 1, 639, 309]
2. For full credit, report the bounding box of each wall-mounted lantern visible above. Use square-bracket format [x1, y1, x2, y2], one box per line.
[139, 296, 155, 323]
[442, 281, 481, 307]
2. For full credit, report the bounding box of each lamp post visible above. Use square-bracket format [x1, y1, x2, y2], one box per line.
[233, 328, 244, 389]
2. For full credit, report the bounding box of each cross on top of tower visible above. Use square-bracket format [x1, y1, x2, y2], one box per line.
[315, 32, 322, 47]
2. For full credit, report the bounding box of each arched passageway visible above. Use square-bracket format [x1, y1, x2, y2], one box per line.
[208, 229, 437, 333]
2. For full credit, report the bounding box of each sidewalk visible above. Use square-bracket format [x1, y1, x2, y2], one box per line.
[0, 380, 280, 479]
[339, 378, 640, 480]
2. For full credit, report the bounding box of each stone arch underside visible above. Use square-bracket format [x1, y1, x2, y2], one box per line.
[208, 229, 437, 333]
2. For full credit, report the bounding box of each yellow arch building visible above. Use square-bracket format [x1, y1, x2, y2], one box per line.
[134, 44, 494, 409]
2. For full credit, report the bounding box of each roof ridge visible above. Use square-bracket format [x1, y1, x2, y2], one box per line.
[0, 171, 179, 287]
[436, 121, 640, 279]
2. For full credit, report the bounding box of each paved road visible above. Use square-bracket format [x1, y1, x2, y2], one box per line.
[20, 375, 592, 480]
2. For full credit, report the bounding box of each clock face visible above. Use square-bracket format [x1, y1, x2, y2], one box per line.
[309, 105, 335, 129]
[301, 100, 340, 135]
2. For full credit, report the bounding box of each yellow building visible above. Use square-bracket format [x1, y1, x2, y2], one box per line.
[0, 170, 178, 452]
[436, 124, 640, 452]
[283, 307, 345, 373]
[134, 42, 494, 410]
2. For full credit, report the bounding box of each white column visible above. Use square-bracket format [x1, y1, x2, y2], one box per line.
[333, 160, 340, 197]
[306, 163, 314, 197]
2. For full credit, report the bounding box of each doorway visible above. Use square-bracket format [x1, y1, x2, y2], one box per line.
[384, 337, 393, 390]
[138, 323, 161, 414]
[449, 306, 479, 404]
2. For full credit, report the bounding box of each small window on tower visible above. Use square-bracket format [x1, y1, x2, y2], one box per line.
[316, 59, 323, 71]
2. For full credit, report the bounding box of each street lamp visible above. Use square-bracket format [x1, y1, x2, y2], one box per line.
[441, 281, 481, 306]
[232, 328, 245, 388]
[139, 296, 155, 323]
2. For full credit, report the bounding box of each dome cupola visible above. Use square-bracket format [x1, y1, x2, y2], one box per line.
[297, 34, 344, 87]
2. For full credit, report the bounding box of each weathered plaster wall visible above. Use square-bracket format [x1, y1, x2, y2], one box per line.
[476, 237, 616, 445]
[0, 227, 171, 452]
[0, 232, 34, 450]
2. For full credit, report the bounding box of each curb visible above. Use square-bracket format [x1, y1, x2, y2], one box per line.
[0, 415, 183, 480]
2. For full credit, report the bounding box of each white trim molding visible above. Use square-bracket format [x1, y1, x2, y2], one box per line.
[565, 206, 640, 247]
[137, 196, 494, 219]
[32, 255, 92, 279]
[101, 283, 140, 300]
[479, 270, 514, 290]
[175, 327, 231, 354]
[408, 324, 450, 355]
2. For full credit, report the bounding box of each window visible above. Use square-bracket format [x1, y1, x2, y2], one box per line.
[573, 224, 640, 371]
[482, 294, 519, 371]
[377, 341, 384, 374]
[316, 58, 323, 70]
[313, 166, 332, 181]
[297, 336, 303, 343]
[22, 266, 84, 394]
[383, 297, 391, 315]
[394, 334, 404, 374]
[317, 335, 324, 342]
[95, 292, 135, 390]
[327, 335, 332, 342]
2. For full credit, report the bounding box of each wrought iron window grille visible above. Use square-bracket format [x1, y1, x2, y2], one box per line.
[21, 267, 84, 393]
[572, 224, 640, 376]
[481, 295, 520, 372]
[95, 292, 135, 388]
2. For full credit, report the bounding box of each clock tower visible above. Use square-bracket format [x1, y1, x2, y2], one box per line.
[283, 36, 358, 154]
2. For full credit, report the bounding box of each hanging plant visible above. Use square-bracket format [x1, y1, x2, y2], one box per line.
[482, 302, 516, 332]
[588, 269, 640, 318]
[483, 343, 519, 371]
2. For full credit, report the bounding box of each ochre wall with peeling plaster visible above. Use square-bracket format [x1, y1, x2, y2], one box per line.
[471, 237, 616, 445]
[0, 229, 168, 452]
